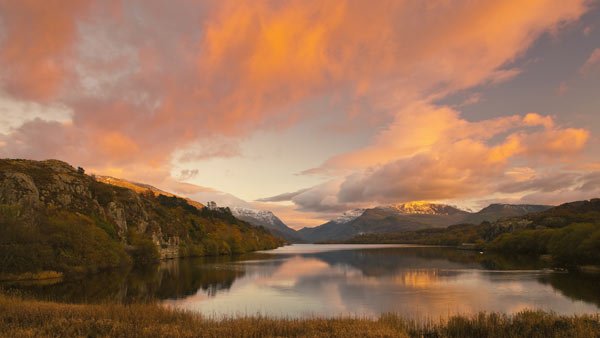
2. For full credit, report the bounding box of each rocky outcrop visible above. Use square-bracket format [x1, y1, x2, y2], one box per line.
[0, 172, 40, 206]
[0, 159, 184, 259]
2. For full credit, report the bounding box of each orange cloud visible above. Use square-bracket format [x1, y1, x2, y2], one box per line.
[0, 0, 592, 212]
[283, 103, 590, 211]
[0, 0, 90, 100]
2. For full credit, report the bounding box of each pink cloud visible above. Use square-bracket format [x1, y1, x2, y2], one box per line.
[0, 0, 91, 101]
[0, 0, 593, 212]
[580, 48, 600, 74]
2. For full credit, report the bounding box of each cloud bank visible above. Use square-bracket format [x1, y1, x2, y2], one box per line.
[0, 0, 596, 222]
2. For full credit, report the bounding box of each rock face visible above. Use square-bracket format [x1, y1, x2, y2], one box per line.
[0, 159, 282, 265]
[0, 159, 179, 259]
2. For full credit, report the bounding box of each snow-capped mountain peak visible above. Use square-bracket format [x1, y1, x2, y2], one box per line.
[385, 201, 466, 215]
[332, 209, 365, 224]
[231, 207, 279, 227]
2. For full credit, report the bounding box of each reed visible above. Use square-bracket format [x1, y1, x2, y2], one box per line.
[1, 293, 598, 337]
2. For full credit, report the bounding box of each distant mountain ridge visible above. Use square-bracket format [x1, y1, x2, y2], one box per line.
[463, 203, 551, 225]
[299, 202, 552, 243]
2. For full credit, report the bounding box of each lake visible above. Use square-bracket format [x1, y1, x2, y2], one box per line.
[4, 244, 600, 319]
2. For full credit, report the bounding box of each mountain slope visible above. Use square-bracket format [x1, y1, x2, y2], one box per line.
[0, 159, 283, 280]
[299, 203, 469, 242]
[231, 207, 305, 243]
[95, 175, 205, 210]
[97, 176, 302, 242]
[464, 204, 552, 225]
[300, 202, 554, 243]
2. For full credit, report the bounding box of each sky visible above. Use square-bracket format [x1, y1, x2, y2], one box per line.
[0, 0, 599, 229]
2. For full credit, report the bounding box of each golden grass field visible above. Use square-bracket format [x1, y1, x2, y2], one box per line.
[1, 293, 599, 337]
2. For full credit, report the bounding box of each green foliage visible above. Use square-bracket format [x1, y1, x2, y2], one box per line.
[547, 223, 600, 266]
[488, 229, 554, 255]
[90, 214, 119, 239]
[0, 207, 130, 275]
[345, 223, 489, 247]
[90, 180, 115, 207]
[42, 211, 130, 273]
[488, 222, 600, 268]
[127, 231, 160, 266]
[157, 194, 199, 215]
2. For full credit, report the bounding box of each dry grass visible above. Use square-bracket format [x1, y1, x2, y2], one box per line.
[0, 293, 598, 337]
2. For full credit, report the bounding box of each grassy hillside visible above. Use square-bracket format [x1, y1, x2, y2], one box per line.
[0, 293, 598, 338]
[0, 159, 283, 280]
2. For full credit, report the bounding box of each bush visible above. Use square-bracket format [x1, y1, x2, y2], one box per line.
[127, 231, 160, 266]
[0, 208, 130, 275]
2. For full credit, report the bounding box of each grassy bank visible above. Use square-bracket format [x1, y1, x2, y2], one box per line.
[1, 294, 598, 337]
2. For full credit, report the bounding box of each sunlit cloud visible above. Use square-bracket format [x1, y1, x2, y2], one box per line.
[0, 0, 597, 225]
[270, 105, 591, 212]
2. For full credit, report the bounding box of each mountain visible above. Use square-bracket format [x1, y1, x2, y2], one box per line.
[179, 188, 302, 243]
[331, 209, 366, 224]
[463, 203, 552, 225]
[0, 159, 283, 280]
[96, 176, 302, 242]
[231, 207, 305, 243]
[344, 199, 600, 269]
[299, 202, 469, 242]
[299, 202, 552, 243]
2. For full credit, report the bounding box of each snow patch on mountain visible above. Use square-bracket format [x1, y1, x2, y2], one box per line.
[231, 207, 281, 227]
[332, 209, 366, 224]
[385, 202, 466, 215]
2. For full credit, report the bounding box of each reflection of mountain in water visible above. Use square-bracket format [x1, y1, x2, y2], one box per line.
[300, 247, 481, 277]
[4, 246, 600, 313]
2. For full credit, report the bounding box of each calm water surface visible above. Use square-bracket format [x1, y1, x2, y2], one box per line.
[5, 244, 600, 318]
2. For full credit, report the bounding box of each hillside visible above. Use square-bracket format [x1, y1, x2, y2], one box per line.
[345, 199, 600, 269]
[98, 176, 303, 242]
[95, 175, 205, 210]
[299, 202, 549, 243]
[463, 204, 551, 224]
[0, 159, 283, 280]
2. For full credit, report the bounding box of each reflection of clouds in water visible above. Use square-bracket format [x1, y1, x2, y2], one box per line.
[164, 246, 600, 318]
